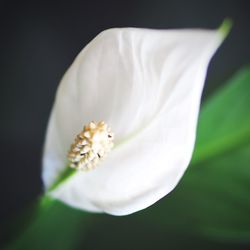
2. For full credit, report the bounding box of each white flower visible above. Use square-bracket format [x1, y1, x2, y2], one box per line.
[42, 23, 228, 215]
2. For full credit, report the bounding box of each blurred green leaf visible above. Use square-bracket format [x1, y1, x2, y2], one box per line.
[142, 66, 250, 242]
[192, 66, 250, 165]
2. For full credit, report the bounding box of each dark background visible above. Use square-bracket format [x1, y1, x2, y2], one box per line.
[0, 0, 249, 248]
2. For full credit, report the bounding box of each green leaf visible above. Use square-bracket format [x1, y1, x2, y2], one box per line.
[142, 66, 250, 242]
[192, 66, 250, 165]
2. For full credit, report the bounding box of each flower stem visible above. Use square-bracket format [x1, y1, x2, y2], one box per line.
[5, 194, 89, 250]
[47, 167, 77, 193]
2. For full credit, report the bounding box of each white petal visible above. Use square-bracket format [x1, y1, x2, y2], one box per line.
[42, 27, 223, 215]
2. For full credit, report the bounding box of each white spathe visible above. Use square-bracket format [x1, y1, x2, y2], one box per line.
[42, 27, 223, 215]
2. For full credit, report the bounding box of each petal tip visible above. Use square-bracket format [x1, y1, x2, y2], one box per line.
[218, 18, 233, 40]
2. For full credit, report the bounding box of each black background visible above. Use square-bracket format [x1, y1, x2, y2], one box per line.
[0, 0, 249, 248]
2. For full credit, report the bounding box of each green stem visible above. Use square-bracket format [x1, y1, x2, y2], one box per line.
[5, 196, 89, 250]
[47, 167, 77, 193]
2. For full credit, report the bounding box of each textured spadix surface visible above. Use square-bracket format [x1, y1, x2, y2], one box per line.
[42, 27, 223, 215]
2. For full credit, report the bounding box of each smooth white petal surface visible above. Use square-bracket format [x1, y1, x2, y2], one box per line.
[42, 27, 223, 215]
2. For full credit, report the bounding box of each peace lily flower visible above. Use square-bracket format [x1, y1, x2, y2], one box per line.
[42, 21, 231, 215]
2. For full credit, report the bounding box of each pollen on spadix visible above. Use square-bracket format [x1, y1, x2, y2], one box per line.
[68, 121, 114, 171]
